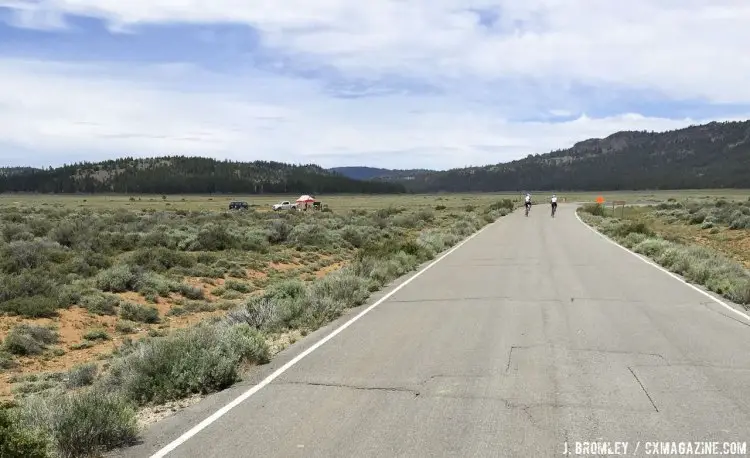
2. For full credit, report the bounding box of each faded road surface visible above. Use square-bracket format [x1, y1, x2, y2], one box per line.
[120, 204, 750, 457]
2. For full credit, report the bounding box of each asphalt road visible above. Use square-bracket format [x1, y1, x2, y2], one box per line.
[120, 204, 750, 457]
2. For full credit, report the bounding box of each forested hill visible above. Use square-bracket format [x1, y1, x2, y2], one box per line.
[376, 120, 750, 192]
[329, 166, 432, 181]
[0, 157, 406, 194]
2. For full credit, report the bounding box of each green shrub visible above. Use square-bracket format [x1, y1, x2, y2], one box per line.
[119, 302, 160, 324]
[20, 388, 138, 458]
[12, 380, 58, 396]
[225, 279, 252, 293]
[115, 320, 138, 334]
[95, 264, 138, 292]
[127, 247, 195, 272]
[241, 230, 270, 252]
[729, 215, 750, 229]
[3, 325, 58, 356]
[193, 224, 241, 251]
[581, 203, 606, 216]
[0, 408, 50, 458]
[608, 220, 654, 238]
[357, 238, 430, 262]
[689, 210, 707, 224]
[0, 350, 17, 371]
[488, 199, 515, 211]
[221, 290, 243, 300]
[226, 297, 280, 330]
[0, 295, 59, 318]
[632, 238, 671, 258]
[656, 201, 682, 210]
[166, 307, 188, 317]
[181, 301, 216, 313]
[339, 225, 376, 248]
[136, 271, 177, 297]
[81, 293, 121, 316]
[83, 329, 110, 341]
[107, 323, 269, 404]
[266, 220, 291, 244]
[65, 363, 98, 388]
[288, 223, 339, 247]
[0, 239, 67, 274]
[2, 223, 33, 242]
[375, 206, 404, 218]
[178, 283, 205, 300]
[628, 238, 750, 306]
[70, 341, 95, 351]
[309, 269, 369, 308]
[266, 279, 308, 301]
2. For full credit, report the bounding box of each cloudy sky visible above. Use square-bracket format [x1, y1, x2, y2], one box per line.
[1, 1, 749, 170]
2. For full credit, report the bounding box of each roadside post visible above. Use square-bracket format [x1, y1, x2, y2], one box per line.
[613, 200, 626, 218]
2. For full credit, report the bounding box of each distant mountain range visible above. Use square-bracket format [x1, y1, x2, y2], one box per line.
[2, 120, 748, 194]
[0, 157, 406, 194]
[364, 120, 750, 192]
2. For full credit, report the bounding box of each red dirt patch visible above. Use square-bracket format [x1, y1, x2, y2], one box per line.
[315, 262, 345, 278]
[269, 262, 298, 271]
[117, 291, 150, 306]
[0, 307, 132, 400]
[0, 256, 354, 402]
[246, 269, 268, 280]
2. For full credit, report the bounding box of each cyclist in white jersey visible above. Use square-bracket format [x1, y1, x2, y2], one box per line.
[524, 193, 532, 213]
[550, 194, 558, 216]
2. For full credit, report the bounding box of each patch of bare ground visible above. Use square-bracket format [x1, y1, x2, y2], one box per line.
[246, 268, 268, 280]
[269, 261, 299, 271]
[0, 255, 346, 402]
[267, 329, 304, 357]
[137, 394, 204, 428]
[1, 307, 128, 400]
[315, 262, 345, 278]
[652, 219, 750, 269]
[0, 288, 229, 400]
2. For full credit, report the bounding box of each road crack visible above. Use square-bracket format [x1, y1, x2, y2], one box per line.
[628, 366, 659, 412]
[280, 381, 420, 396]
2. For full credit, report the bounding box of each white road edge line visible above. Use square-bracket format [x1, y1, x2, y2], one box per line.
[148, 215, 499, 458]
[574, 209, 750, 323]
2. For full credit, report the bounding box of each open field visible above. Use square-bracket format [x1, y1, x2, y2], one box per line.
[2, 189, 750, 211]
[0, 192, 517, 457]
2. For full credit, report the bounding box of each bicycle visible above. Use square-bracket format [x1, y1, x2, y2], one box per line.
[551, 203, 557, 218]
[525, 202, 531, 217]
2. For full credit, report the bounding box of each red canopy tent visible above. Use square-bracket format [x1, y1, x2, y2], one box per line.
[296, 195, 316, 203]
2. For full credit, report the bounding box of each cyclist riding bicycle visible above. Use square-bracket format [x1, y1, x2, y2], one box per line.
[524, 193, 532, 213]
[550, 194, 558, 216]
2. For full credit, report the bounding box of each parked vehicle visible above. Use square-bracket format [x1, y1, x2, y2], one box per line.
[228, 201, 249, 210]
[272, 201, 297, 211]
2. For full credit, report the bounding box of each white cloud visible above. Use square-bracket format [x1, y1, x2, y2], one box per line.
[2, 58, 739, 170]
[0, 1, 748, 169]
[3, 0, 750, 102]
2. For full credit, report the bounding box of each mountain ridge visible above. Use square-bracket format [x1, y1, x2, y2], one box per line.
[371, 120, 750, 191]
[2, 120, 749, 194]
[0, 156, 407, 194]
